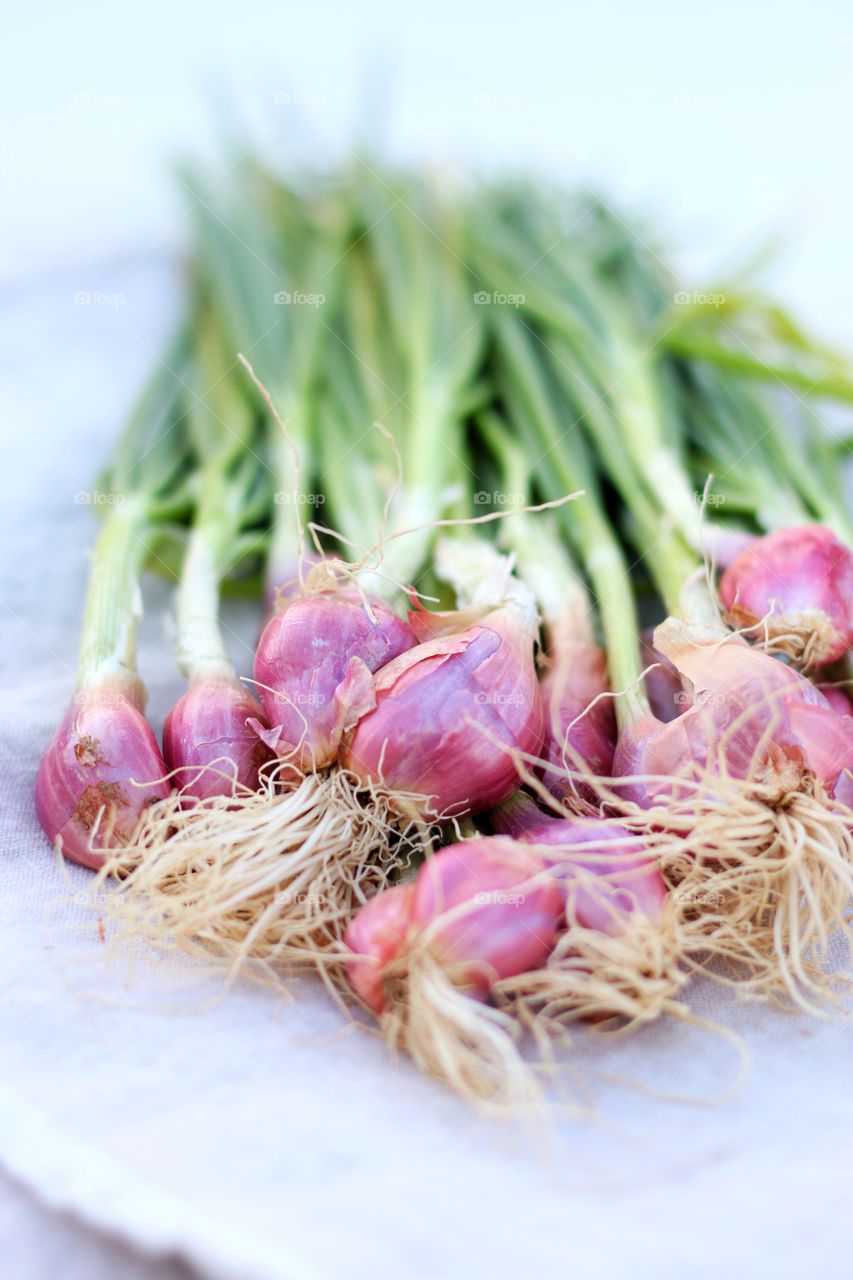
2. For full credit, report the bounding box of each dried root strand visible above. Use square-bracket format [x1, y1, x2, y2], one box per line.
[627, 777, 853, 1014]
[496, 901, 688, 1035]
[723, 602, 837, 671]
[378, 949, 545, 1113]
[499, 706, 853, 1017]
[96, 765, 428, 990]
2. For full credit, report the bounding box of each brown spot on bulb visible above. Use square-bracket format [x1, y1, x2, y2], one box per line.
[74, 735, 107, 767]
[72, 780, 129, 831]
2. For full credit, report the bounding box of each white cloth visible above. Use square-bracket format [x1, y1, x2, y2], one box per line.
[2, 260, 853, 1280]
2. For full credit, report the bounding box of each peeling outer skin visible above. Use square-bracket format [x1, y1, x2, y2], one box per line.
[344, 883, 416, 1014]
[491, 799, 667, 932]
[818, 684, 853, 717]
[341, 605, 545, 820]
[719, 525, 853, 668]
[641, 630, 688, 724]
[253, 592, 416, 773]
[411, 840, 564, 996]
[539, 642, 616, 803]
[613, 621, 853, 806]
[35, 681, 170, 870]
[163, 675, 273, 801]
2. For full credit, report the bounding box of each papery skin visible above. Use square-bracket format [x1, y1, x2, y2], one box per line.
[343, 840, 562, 1014]
[412, 839, 563, 996]
[817, 684, 853, 718]
[163, 675, 272, 801]
[540, 642, 616, 802]
[719, 525, 853, 667]
[344, 884, 416, 1014]
[490, 795, 667, 932]
[263, 553, 319, 618]
[253, 593, 416, 773]
[35, 679, 170, 870]
[613, 622, 853, 806]
[641, 630, 688, 724]
[341, 604, 545, 819]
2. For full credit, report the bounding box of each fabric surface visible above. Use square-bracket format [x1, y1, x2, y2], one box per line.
[2, 260, 853, 1280]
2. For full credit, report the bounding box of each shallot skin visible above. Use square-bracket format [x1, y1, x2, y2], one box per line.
[613, 624, 853, 806]
[540, 642, 616, 800]
[35, 682, 170, 870]
[412, 840, 563, 994]
[162, 675, 271, 800]
[344, 883, 416, 1014]
[342, 606, 544, 818]
[345, 839, 563, 1014]
[817, 684, 853, 718]
[719, 525, 853, 667]
[253, 593, 416, 772]
[491, 800, 667, 932]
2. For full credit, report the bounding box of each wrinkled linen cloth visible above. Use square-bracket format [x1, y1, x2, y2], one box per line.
[2, 262, 852, 1280]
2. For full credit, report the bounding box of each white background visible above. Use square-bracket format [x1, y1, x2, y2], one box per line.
[1, 3, 852, 1277]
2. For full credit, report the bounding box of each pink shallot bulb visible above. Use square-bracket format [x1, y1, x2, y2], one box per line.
[345, 839, 563, 1013]
[341, 599, 544, 818]
[613, 619, 853, 806]
[344, 884, 415, 1014]
[641, 630, 689, 723]
[490, 793, 667, 931]
[35, 679, 170, 870]
[540, 641, 616, 802]
[162, 675, 272, 800]
[719, 524, 853, 668]
[252, 592, 416, 773]
[817, 684, 853, 718]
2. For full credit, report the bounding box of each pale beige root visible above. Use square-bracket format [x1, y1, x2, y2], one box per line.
[496, 899, 687, 1035]
[604, 772, 853, 1015]
[723, 601, 839, 670]
[96, 766, 428, 991]
[378, 949, 545, 1113]
[497, 688, 853, 1015]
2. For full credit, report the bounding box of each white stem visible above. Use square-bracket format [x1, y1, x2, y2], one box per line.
[435, 536, 539, 632]
[175, 528, 234, 681]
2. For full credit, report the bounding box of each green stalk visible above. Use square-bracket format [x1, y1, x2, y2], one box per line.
[77, 340, 192, 692]
[173, 305, 267, 679]
[174, 469, 246, 681]
[467, 198, 704, 553]
[477, 410, 593, 644]
[491, 312, 649, 728]
[183, 160, 343, 595]
[317, 173, 482, 600]
[77, 495, 150, 690]
[665, 331, 853, 404]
